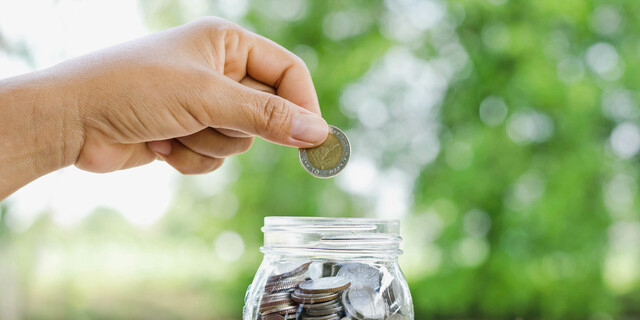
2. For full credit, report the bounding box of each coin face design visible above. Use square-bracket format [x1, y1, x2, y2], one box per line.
[268, 261, 312, 283]
[298, 276, 351, 294]
[307, 133, 342, 170]
[336, 263, 381, 291]
[299, 125, 350, 178]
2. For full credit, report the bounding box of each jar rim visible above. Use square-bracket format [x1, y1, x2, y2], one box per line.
[261, 216, 402, 258]
[263, 216, 400, 233]
[264, 216, 400, 224]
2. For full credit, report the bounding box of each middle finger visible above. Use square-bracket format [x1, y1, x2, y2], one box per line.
[178, 128, 254, 158]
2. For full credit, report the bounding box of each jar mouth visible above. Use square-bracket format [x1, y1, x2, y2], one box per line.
[261, 216, 402, 258]
[262, 216, 399, 232]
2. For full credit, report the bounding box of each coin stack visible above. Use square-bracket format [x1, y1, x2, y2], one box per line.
[291, 276, 351, 319]
[258, 261, 406, 320]
[259, 262, 311, 319]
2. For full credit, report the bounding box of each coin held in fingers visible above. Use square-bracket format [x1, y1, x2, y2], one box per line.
[299, 125, 350, 178]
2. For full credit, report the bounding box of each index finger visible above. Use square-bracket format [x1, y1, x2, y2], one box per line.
[243, 32, 321, 115]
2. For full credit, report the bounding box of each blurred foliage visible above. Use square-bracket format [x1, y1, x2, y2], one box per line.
[2, 0, 640, 319]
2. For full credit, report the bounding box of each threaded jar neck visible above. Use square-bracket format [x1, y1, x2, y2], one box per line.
[261, 217, 402, 259]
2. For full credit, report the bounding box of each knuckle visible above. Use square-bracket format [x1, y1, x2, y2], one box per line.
[193, 16, 230, 30]
[289, 55, 311, 76]
[174, 163, 200, 175]
[193, 16, 242, 38]
[234, 137, 254, 154]
[204, 136, 253, 157]
[197, 156, 220, 174]
[206, 158, 225, 173]
[260, 95, 292, 135]
[174, 156, 222, 175]
[174, 166, 194, 175]
[292, 55, 308, 69]
[240, 137, 254, 153]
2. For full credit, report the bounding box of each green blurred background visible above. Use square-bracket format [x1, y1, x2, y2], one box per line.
[2, 0, 640, 319]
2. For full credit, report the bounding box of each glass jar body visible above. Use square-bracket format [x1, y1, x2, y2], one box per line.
[243, 217, 414, 320]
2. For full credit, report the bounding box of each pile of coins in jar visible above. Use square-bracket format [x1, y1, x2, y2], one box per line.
[258, 261, 406, 320]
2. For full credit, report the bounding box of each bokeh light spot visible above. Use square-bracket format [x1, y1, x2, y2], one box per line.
[506, 109, 554, 144]
[590, 5, 622, 36]
[463, 209, 492, 238]
[293, 45, 318, 71]
[323, 9, 371, 41]
[609, 122, 640, 159]
[479, 95, 508, 127]
[217, 0, 248, 19]
[586, 42, 623, 80]
[357, 98, 389, 128]
[412, 211, 445, 243]
[481, 22, 510, 52]
[602, 89, 639, 122]
[604, 250, 639, 294]
[266, 0, 307, 21]
[337, 157, 378, 196]
[214, 231, 245, 262]
[603, 174, 637, 218]
[504, 171, 546, 211]
[453, 237, 489, 267]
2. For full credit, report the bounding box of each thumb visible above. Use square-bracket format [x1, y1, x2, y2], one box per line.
[211, 80, 329, 148]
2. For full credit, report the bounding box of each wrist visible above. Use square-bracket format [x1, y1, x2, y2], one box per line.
[0, 70, 83, 199]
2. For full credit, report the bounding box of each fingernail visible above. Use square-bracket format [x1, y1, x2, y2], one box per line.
[290, 113, 329, 144]
[149, 140, 172, 156]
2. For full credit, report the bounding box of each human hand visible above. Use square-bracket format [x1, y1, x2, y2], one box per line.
[0, 17, 328, 199]
[65, 17, 328, 173]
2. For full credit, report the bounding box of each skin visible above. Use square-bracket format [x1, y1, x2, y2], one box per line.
[0, 17, 329, 201]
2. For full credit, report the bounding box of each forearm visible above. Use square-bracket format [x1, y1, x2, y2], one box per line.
[0, 71, 82, 200]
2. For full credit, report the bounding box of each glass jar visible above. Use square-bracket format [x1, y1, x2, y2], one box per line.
[243, 217, 414, 320]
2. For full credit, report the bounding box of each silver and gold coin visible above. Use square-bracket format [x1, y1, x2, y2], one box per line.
[298, 277, 351, 294]
[342, 284, 386, 320]
[299, 125, 350, 178]
[336, 263, 381, 291]
[259, 261, 409, 320]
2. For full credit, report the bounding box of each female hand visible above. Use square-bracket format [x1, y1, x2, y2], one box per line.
[0, 17, 328, 199]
